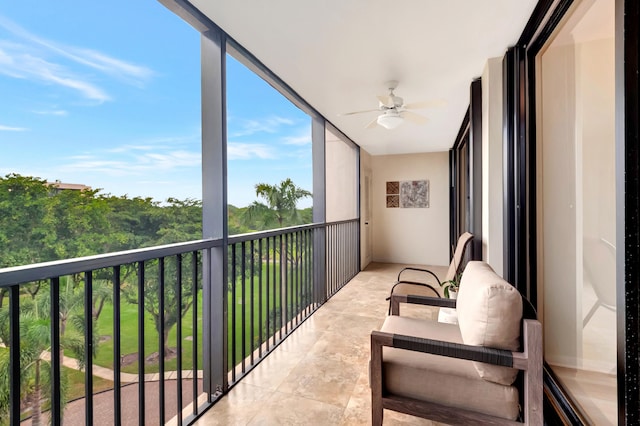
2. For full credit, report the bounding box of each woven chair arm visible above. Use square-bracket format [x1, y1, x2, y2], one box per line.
[371, 331, 515, 368]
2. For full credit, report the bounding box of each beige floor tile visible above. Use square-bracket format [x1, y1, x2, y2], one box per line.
[240, 347, 305, 391]
[276, 354, 361, 408]
[340, 372, 372, 425]
[307, 330, 370, 365]
[193, 382, 272, 425]
[247, 391, 345, 426]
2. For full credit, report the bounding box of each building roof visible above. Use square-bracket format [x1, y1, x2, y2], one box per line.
[46, 181, 92, 191]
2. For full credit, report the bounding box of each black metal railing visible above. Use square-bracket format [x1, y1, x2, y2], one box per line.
[0, 219, 360, 425]
[326, 219, 360, 298]
[0, 240, 218, 426]
[225, 219, 359, 385]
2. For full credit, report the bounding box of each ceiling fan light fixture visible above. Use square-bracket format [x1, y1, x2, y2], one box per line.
[377, 111, 403, 129]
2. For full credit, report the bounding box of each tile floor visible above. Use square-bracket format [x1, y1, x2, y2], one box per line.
[194, 262, 448, 425]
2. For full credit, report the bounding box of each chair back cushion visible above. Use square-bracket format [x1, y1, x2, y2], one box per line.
[444, 232, 473, 281]
[457, 261, 522, 385]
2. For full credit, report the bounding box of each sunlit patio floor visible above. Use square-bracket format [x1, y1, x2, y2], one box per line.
[194, 262, 448, 425]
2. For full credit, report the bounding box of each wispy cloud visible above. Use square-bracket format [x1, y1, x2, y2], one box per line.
[58, 145, 201, 176]
[0, 41, 111, 102]
[228, 142, 275, 160]
[107, 144, 158, 153]
[32, 109, 68, 116]
[0, 124, 28, 131]
[229, 116, 295, 138]
[0, 15, 154, 102]
[282, 134, 311, 146]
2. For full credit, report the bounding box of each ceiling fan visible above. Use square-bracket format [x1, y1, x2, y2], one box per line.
[340, 81, 435, 130]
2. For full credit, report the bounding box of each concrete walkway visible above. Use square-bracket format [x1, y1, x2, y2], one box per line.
[39, 351, 203, 383]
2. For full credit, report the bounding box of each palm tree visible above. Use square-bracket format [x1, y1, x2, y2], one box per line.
[0, 288, 87, 425]
[241, 179, 311, 337]
[244, 178, 311, 229]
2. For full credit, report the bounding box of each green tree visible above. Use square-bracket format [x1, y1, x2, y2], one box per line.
[0, 174, 52, 268]
[125, 254, 201, 357]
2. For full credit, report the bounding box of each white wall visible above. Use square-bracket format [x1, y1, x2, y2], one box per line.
[371, 152, 449, 265]
[326, 131, 358, 222]
[481, 57, 504, 276]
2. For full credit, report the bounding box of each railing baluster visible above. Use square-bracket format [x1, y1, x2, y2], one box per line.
[273, 236, 278, 343]
[113, 266, 122, 425]
[304, 229, 311, 315]
[250, 239, 255, 365]
[340, 225, 342, 287]
[258, 238, 263, 358]
[284, 233, 289, 334]
[328, 225, 332, 295]
[295, 232, 302, 324]
[84, 272, 94, 426]
[306, 229, 311, 314]
[265, 237, 270, 351]
[176, 254, 183, 426]
[241, 242, 246, 374]
[327, 225, 332, 296]
[278, 234, 283, 341]
[192, 251, 198, 417]
[158, 257, 165, 425]
[231, 243, 236, 381]
[50, 277, 61, 425]
[137, 261, 146, 426]
[339, 224, 342, 289]
[9, 285, 20, 425]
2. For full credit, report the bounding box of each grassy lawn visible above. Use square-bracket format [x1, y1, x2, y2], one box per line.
[66, 367, 114, 401]
[92, 291, 204, 374]
[227, 260, 314, 365]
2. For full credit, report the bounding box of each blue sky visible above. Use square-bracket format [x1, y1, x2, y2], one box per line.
[0, 1, 312, 207]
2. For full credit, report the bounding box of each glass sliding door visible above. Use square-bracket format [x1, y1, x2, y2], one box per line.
[535, 0, 616, 423]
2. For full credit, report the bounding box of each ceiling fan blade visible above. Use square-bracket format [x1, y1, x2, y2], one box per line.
[401, 110, 429, 125]
[365, 117, 379, 129]
[377, 95, 395, 108]
[339, 108, 380, 116]
[403, 99, 447, 109]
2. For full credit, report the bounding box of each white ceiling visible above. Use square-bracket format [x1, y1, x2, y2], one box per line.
[191, 0, 538, 155]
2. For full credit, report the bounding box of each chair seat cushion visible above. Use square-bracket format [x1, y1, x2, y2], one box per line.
[379, 315, 520, 421]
